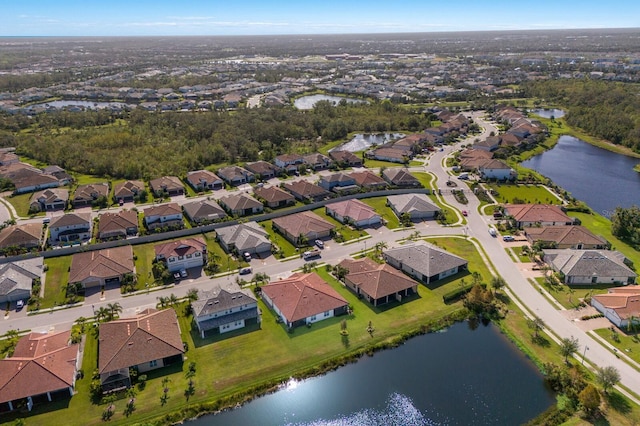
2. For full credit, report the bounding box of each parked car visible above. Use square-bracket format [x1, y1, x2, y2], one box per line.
[179, 268, 188, 278]
[243, 252, 252, 261]
[239, 267, 252, 275]
[16, 300, 24, 311]
[502, 235, 515, 242]
[315, 239, 324, 249]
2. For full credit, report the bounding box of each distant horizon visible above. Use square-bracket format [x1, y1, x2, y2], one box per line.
[3, 1, 640, 37]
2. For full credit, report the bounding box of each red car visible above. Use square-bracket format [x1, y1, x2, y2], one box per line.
[462, 210, 468, 216]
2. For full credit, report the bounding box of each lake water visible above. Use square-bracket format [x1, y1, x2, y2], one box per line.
[191, 322, 554, 426]
[32, 100, 131, 109]
[330, 133, 405, 153]
[294, 95, 365, 110]
[522, 135, 640, 216]
[530, 108, 566, 119]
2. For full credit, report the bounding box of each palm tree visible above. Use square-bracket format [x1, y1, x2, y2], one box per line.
[187, 288, 199, 301]
[95, 307, 110, 322]
[374, 241, 388, 257]
[169, 293, 179, 306]
[75, 316, 88, 333]
[106, 302, 123, 320]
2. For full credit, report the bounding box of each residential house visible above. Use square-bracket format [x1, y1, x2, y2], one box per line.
[458, 148, 494, 172]
[367, 146, 409, 163]
[149, 176, 184, 197]
[503, 204, 574, 228]
[383, 241, 468, 285]
[113, 180, 145, 203]
[68, 245, 135, 288]
[329, 150, 363, 168]
[219, 193, 263, 217]
[143, 203, 184, 231]
[217, 165, 254, 186]
[185, 170, 223, 191]
[318, 173, 359, 194]
[592, 286, 640, 328]
[474, 135, 501, 152]
[325, 199, 381, 228]
[261, 272, 348, 329]
[0, 258, 43, 304]
[98, 308, 184, 392]
[244, 161, 281, 180]
[1, 163, 61, 194]
[154, 237, 207, 273]
[349, 170, 388, 190]
[216, 222, 272, 257]
[72, 183, 109, 208]
[543, 249, 637, 285]
[283, 180, 331, 203]
[272, 211, 335, 246]
[182, 199, 227, 224]
[338, 257, 418, 306]
[98, 210, 139, 240]
[254, 185, 295, 209]
[48, 212, 91, 244]
[0, 330, 79, 412]
[0, 150, 19, 166]
[387, 193, 439, 220]
[525, 225, 608, 249]
[192, 283, 260, 337]
[29, 188, 69, 211]
[274, 154, 304, 174]
[303, 153, 334, 171]
[0, 223, 43, 252]
[382, 168, 421, 187]
[478, 159, 517, 181]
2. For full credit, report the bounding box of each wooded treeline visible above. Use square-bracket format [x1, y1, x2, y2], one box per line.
[522, 79, 640, 152]
[4, 100, 432, 179]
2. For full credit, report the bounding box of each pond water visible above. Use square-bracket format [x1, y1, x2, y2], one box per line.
[530, 108, 566, 119]
[32, 100, 131, 109]
[294, 94, 365, 110]
[522, 135, 640, 216]
[330, 133, 405, 153]
[191, 322, 554, 426]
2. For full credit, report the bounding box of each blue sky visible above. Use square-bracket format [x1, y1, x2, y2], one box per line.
[3, 0, 639, 37]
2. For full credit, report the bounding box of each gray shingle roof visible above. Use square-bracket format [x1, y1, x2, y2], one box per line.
[384, 241, 467, 278]
[544, 249, 637, 279]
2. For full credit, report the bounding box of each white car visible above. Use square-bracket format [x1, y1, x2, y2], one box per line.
[315, 239, 324, 249]
[16, 300, 24, 311]
[239, 267, 252, 275]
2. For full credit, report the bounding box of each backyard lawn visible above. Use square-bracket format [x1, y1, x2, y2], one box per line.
[486, 183, 561, 205]
[312, 207, 363, 242]
[257, 220, 300, 258]
[39, 256, 73, 309]
[361, 197, 401, 229]
[534, 277, 609, 310]
[133, 242, 157, 286]
[203, 232, 241, 272]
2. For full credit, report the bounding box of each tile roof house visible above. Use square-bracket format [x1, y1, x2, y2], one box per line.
[274, 154, 304, 174]
[113, 180, 145, 203]
[458, 148, 494, 171]
[2, 164, 61, 194]
[72, 183, 109, 208]
[318, 173, 359, 194]
[503, 204, 574, 228]
[329, 150, 363, 168]
[383, 241, 468, 285]
[387, 193, 439, 220]
[143, 203, 184, 230]
[525, 225, 608, 250]
[217, 165, 254, 186]
[261, 272, 348, 329]
[68, 245, 135, 288]
[382, 168, 421, 187]
[303, 153, 334, 171]
[0, 330, 79, 412]
[98, 210, 139, 240]
[283, 180, 331, 203]
[219, 193, 264, 217]
[192, 283, 260, 338]
[338, 257, 418, 306]
[592, 286, 640, 328]
[244, 160, 281, 180]
[186, 170, 224, 191]
[543, 249, 637, 285]
[368, 146, 409, 163]
[254, 185, 295, 209]
[478, 159, 517, 181]
[216, 222, 272, 256]
[182, 199, 227, 224]
[0, 223, 43, 251]
[29, 188, 69, 211]
[98, 308, 184, 392]
[349, 170, 388, 190]
[272, 211, 335, 246]
[0, 258, 43, 304]
[325, 199, 381, 228]
[154, 237, 207, 273]
[48, 212, 91, 244]
[149, 176, 185, 197]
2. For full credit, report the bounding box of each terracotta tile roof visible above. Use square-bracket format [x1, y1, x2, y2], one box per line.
[349, 170, 387, 188]
[98, 210, 138, 235]
[283, 180, 330, 199]
[261, 272, 347, 323]
[504, 204, 572, 224]
[149, 176, 183, 193]
[0, 223, 42, 248]
[525, 225, 607, 247]
[326, 199, 379, 222]
[244, 160, 281, 176]
[186, 170, 221, 187]
[592, 287, 640, 320]
[144, 202, 182, 217]
[154, 237, 206, 258]
[341, 258, 418, 300]
[272, 211, 335, 237]
[254, 185, 294, 204]
[0, 331, 78, 404]
[329, 150, 361, 164]
[74, 182, 109, 201]
[68, 245, 134, 283]
[98, 308, 184, 374]
[113, 180, 145, 198]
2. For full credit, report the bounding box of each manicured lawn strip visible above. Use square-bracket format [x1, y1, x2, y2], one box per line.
[133, 242, 157, 285]
[311, 208, 362, 242]
[594, 328, 640, 366]
[428, 194, 458, 225]
[486, 183, 561, 205]
[412, 171, 434, 189]
[41, 256, 72, 309]
[361, 197, 401, 229]
[257, 220, 299, 258]
[534, 277, 609, 310]
[515, 245, 532, 263]
[203, 232, 241, 272]
[6, 192, 38, 218]
[408, 160, 423, 167]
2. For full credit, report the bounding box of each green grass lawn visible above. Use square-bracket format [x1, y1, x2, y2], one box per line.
[534, 277, 609, 310]
[311, 208, 363, 242]
[6, 192, 42, 218]
[40, 256, 73, 309]
[133, 242, 158, 286]
[361, 197, 401, 229]
[203, 232, 241, 272]
[486, 183, 561, 205]
[412, 171, 434, 189]
[594, 327, 640, 366]
[258, 220, 299, 258]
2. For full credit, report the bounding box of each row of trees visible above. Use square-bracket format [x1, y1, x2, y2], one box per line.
[611, 205, 640, 250]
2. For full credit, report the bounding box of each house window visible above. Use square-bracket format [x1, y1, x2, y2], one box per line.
[178, 255, 184, 260]
[168, 258, 175, 262]
[195, 252, 201, 257]
[187, 254, 192, 259]
[149, 360, 158, 368]
[324, 311, 331, 317]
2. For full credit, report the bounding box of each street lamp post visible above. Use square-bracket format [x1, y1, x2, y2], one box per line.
[582, 345, 589, 365]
